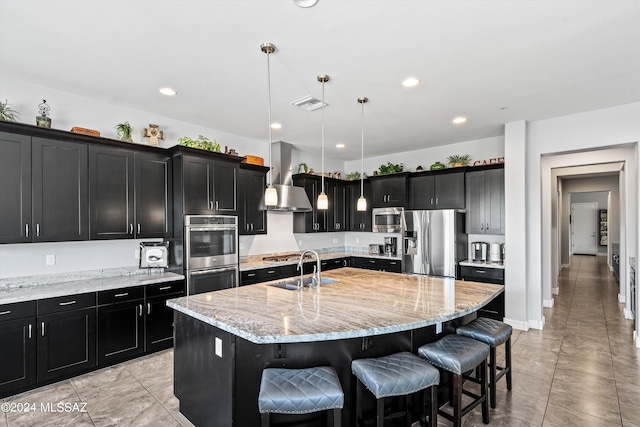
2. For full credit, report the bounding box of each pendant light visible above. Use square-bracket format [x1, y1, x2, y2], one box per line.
[316, 74, 330, 210]
[356, 97, 368, 211]
[261, 42, 278, 207]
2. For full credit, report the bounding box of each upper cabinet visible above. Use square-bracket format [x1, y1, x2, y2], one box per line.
[409, 170, 465, 210]
[0, 131, 89, 244]
[89, 146, 172, 239]
[292, 174, 350, 233]
[238, 165, 268, 235]
[370, 174, 408, 208]
[466, 166, 505, 234]
[349, 180, 372, 232]
[173, 149, 241, 217]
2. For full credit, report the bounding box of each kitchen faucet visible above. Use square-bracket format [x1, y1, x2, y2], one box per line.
[297, 250, 321, 289]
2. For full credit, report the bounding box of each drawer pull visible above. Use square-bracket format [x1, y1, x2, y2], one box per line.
[59, 300, 77, 306]
[475, 270, 486, 274]
[390, 262, 397, 265]
[159, 286, 172, 291]
[115, 292, 129, 298]
[0, 310, 11, 316]
[267, 270, 275, 274]
[369, 260, 376, 263]
[247, 273, 256, 277]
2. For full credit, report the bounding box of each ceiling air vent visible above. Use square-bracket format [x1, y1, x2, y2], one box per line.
[291, 96, 328, 112]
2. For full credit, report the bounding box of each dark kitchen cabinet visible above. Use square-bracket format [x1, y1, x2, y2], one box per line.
[36, 293, 96, 383]
[352, 257, 401, 273]
[460, 265, 504, 319]
[320, 257, 351, 271]
[97, 287, 145, 366]
[370, 174, 408, 208]
[89, 147, 172, 239]
[145, 280, 185, 353]
[327, 181, 348, 232]
[176, 153, 239, 216]
[293, 175, 328, 232]
[0, 301, 37, 397]
[240, 264, 299, 286]
[238, 165, 268, 235]
[349, 180, 372, 232]
[409, 171, 465, 210]
[466, 167, 505, 234]
[0, 131, 32, 244]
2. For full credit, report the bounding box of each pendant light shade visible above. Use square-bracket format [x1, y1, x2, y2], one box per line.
[357, 97, 368, 212]
[317, 74, 330, 210]
[261, 42, 278, 207]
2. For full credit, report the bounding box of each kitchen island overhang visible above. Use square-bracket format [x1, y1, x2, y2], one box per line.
[168, 268, 504, 426]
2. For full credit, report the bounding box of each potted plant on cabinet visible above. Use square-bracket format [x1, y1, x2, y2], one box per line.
[446, 154, 471, 167]
[115, 121, 134, 142]
[0, 100, 20, 122]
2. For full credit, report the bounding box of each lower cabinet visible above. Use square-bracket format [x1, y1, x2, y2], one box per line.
[0, 301, 37, 396]
[459, 265, 505, 320]
[36, 293, 97, 383]
[145, 280, 185, 353]
[352, 257, 401, 273]
[320, 258, 351, 271]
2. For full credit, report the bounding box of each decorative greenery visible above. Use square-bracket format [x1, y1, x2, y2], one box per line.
[298, 163, 309, 173]
[346, 171, 361, 181]
[430, 161, 445, 170]
[179, 135, 221, 152]
[378, 162, 404, 175]
[0, 99, 20, 122]
[446, 154, 471, 166]
[115, 121, 134, 142]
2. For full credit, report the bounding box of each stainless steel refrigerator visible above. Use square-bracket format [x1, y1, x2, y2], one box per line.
[401, 210, 467, 278]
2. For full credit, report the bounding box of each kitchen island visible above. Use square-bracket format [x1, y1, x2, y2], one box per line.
[167, 267, 503, 426]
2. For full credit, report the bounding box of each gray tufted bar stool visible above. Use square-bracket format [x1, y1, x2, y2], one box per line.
[456, 317, 512, 408]
[351, 351, 439, 427]
[258, 366, 344, 427]
[418, 335, 490, 427]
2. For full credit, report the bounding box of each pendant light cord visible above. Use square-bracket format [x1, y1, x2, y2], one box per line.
[360, 100, 365, 198]
[320, 79, 325, 194]
[267, 50, 273, 188]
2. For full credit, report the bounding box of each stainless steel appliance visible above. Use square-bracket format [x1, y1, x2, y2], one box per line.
[488, 243, 502, 263]
[402, 210, 467, 278]
[184, 215, 239, 295]
[140, 241, 169, 268]
[384, 237, 398, 255]
[372, 207, 403, 233]
[471, 241, 489, 262]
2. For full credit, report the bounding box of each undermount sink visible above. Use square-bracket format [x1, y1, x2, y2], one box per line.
[268, 277, 338, 290]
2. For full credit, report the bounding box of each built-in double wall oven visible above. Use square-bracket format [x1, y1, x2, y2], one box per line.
[184, 215, 238, 295]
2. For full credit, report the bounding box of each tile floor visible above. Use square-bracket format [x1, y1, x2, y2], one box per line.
[2, 255, 639, 426]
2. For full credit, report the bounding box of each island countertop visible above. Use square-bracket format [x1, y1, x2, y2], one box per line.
[167, 267, 503, 344]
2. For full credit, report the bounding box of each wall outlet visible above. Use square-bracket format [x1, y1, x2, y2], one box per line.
[356, 238, 360, 243]
[134, 249, 139, 259]
[45, 254, 56, 266]
[239, 243, 244, 250]
[298, 240, 302, 246]
[333, 237, 338, 244]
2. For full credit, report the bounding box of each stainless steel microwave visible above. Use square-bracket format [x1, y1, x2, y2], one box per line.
[372, 207, 403, 233]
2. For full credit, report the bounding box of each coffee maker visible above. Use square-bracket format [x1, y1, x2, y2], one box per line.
[384, 237, 397, 255]
[471, 241, 489, 262]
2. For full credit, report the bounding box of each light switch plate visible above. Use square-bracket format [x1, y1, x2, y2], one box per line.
[215, 337, 223, 357]
[46, 254, 56, 266]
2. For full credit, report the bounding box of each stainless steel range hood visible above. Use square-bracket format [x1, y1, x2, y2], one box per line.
[267, 141, 312, 212]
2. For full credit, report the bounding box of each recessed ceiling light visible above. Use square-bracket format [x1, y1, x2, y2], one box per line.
[452, 116, 467, 124]
[270, 123, 282, 129]
[402, 78, 420, 88]
[294, 0, 318, 7]
[159, 87, 177, 96]
[336, 143, 345, 148]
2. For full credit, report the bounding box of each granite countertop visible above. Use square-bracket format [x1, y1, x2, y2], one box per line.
[459, 259, 505, 269]
[167, 267, 503, 344]
[241, 250, 401, 271]
[0, 268, 185, 305]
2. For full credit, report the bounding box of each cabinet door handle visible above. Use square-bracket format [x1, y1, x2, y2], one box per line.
[147, 303, 151, 315]
[430, 198, 434, 205]
[25, 224, 29, 237]
[137, 224, 141, 234]
[159, 286, 172, 291]
[209, 200, 214, 210]
[435, 198, 438, 205]
[36, 223, 40, 237]
[215, 201, 219, 210]
[486, 223, 489, 231]
[59, 300, 77, 306]
[343, 260, 347, 266]
[129, 224, 134, 234]
[41, 322, 45, 337]
[115, 292, 129, 298]
[0, 310, 11, 316]
[138, 304, 143, 317]
[28, 324, 32, 339]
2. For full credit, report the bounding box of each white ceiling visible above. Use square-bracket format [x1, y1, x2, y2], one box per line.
[1, 0, 639, 160]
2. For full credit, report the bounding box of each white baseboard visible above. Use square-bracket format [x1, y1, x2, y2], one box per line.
[596, 253, 606, 257]
[561, 263, 570, 269]
[619, 293, 626, 303]
[543, 298, 555, 308]
[552, 287, 559, 295]
[503, 318, 528, 331]
[624, 308, 634, 320]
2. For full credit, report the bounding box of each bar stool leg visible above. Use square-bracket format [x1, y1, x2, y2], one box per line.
[332, 408, 341, 427]
[506, 337, 513, 390]
[405, 395, 411, 427]
[376, 397, 384, 427]
[489, 346, 497, 408]
[453, 373, 463, 427]
[261, 412, 270, 427]
[480, 359, 489, 424]
[428, 386, 437, 427]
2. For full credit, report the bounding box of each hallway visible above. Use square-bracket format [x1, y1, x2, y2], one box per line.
[465, 255, 640, 426]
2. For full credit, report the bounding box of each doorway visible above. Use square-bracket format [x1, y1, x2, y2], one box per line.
[571, 202, 598, 255]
